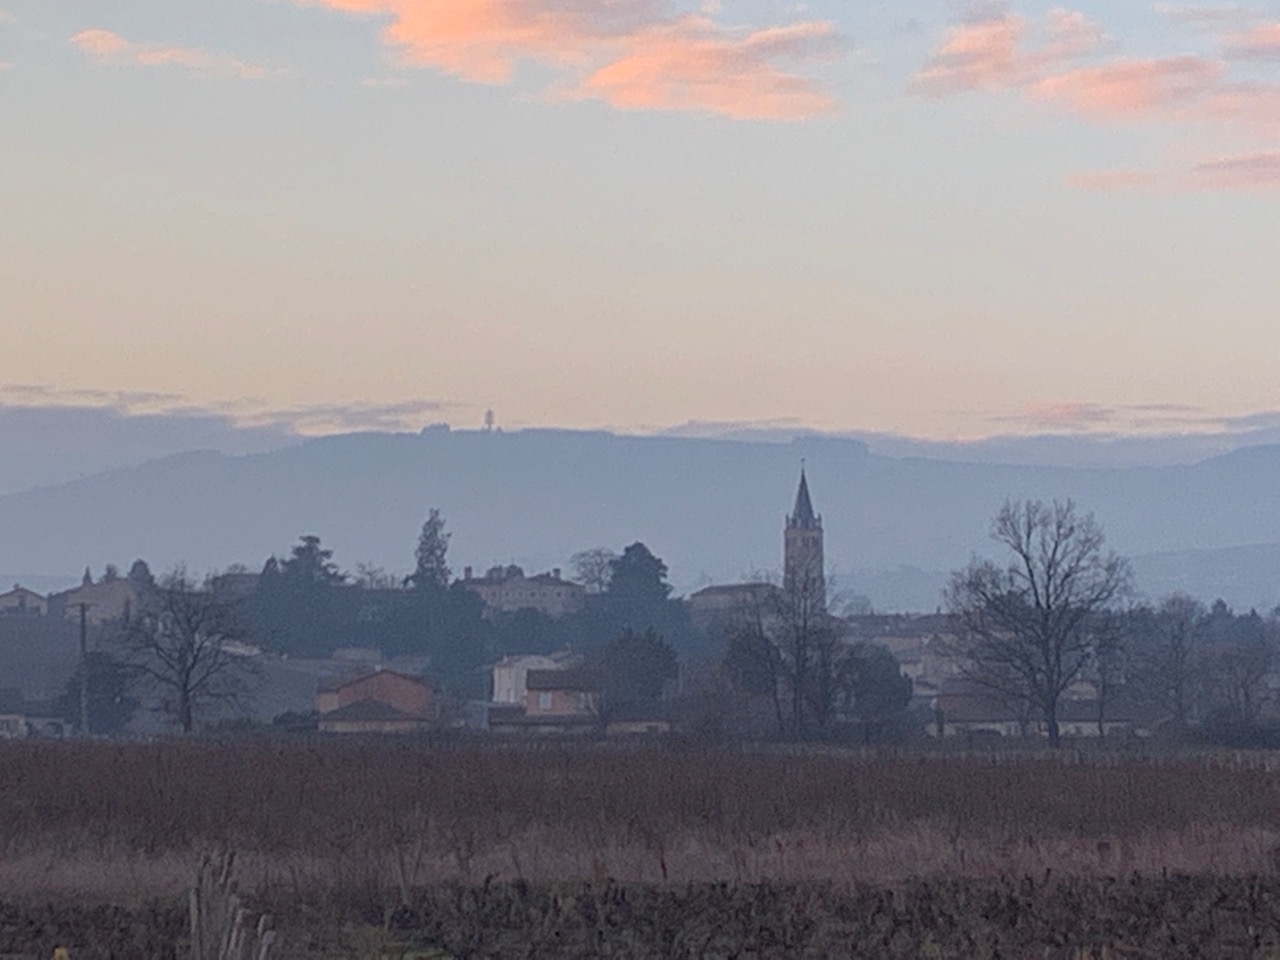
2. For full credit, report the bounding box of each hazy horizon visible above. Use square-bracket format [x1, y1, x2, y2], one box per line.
[3, 424, 1279, 615]
[5, 390, 1280, 498]
[5, 0, 1280, 447]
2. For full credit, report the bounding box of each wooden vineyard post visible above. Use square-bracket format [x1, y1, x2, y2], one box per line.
[189, 852, 278, 960]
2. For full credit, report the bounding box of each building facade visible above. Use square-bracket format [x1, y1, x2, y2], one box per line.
[524, 668, 600, 717]
[491, 651, 581, 704]
[316, 669, 438, 734]
[51, 573, 141, 626]
[686, 582, 780, 630]
[458, 566, 586, 618]
[0, 586, 46, 617]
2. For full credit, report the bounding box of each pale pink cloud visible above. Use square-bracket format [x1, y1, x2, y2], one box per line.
[1042, 8, 1107, 62]
[1190, 150, 1280, 188]
[1224, 21, 1280, 58]
[910, 11, 1028, 94]
[1011, 402, 1117, 431]
[916, 5, 1280, 128]
[1200, 80, 1280, 133]
[909, 7, 1104, 96]
[912, 8, 1228, 123]
[296, 0, 838, 120]
[70, 29, 267, 80]
[569, 18, 837, 120]
[1065, 169, 1157, 191]
[916, 5, 1280, 191]
[298, 0, 656, 84]
[1029, 56, 1224, 120]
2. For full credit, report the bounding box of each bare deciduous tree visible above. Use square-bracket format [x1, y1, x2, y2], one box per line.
[722, 569, 849, 740]
[122, 569, 256, 734]
[723, 585, 787, 737]
[570, 548, 617, 594]
[776, 563, 842, 738]
[1205, 639, 1272, 723]
[354, 562, 400, 590]
[1136, 594, 1205, 729]
[946, 499, 1132, 748]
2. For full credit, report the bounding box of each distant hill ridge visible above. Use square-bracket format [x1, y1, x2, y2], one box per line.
[0, 428, 1277, 612]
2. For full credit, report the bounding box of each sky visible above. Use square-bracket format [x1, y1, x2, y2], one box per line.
[2, 0, 1279, 444]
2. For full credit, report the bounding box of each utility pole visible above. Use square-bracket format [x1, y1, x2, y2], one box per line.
[76, 602, 90, 736]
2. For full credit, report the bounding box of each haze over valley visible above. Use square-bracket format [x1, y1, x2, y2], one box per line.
[3, 419, 1279, 613]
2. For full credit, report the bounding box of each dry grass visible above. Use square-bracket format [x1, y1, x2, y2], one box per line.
[3, 738, 1280, 903]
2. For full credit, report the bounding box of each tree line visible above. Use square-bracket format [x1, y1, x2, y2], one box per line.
[62, 512, 698, 733]
[58, 499, 1279, 744]
[944, 499, 1280, 747]
[240, 520, 704, 682]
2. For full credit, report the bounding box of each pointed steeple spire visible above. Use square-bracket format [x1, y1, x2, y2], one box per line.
[789, 468, 819, 530]
[784, 467, 825, 609]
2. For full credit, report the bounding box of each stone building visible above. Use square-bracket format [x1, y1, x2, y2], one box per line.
[457, 566, 585, 618]
[0, 586, 46, 617]
[50, 571, 141, 626]
[784, 469, 825, 611]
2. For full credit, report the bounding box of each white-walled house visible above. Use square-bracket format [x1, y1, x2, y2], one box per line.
[0, 586, 46, 617]
[490, 651, 581, 704]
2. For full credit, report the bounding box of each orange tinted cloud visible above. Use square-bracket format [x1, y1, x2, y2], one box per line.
[299, 0, 647, 83]
[912, 7, 1227, 123]
[1225, 22, 1280, 58]
[910, 7, 1104, 96]
[70, 29, 267, 79]
[297, 0, 838, 119]
[570, 18, 837, 120]
[1030, 56, 1223, 120]
[913, 5, 1280, 191]
[910, 11, 1027, 94]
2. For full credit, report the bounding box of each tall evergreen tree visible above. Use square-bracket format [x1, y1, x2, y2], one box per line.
[568, 542, 705, 657]
[606, 543, 671, 603]
[281, 535, 345, 585]
[127, 559, 155, 590]
[407, 509, 451, 590]
[245, 537, 355, 656]
[597, 628, 678, 704]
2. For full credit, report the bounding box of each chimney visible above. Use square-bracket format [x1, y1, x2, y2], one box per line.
[552, 568, 561, 580]
[464, 566, 473, 581]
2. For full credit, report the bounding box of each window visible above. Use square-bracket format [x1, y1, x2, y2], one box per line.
[538, 693, 552, 711]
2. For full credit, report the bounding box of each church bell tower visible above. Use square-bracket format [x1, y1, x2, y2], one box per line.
[784, 468, 825, 610]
